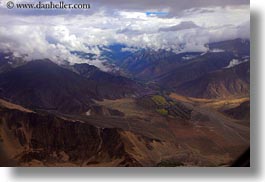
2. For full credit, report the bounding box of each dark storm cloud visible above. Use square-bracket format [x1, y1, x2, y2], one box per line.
[91, 0, 249, 11]
[79, 0, 249, 18]
[0, 0, 249, 16]
[95, 0, 249, 18]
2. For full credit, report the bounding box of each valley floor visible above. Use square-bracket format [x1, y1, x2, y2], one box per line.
[0, 93, 250, 167]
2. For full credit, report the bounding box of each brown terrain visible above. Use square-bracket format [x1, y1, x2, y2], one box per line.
[0, 39, 250, 167]
[0, 93, 249, 166]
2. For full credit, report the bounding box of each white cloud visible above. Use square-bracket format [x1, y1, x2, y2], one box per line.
[0, 5, 249, 70]
[225, 58, 249, 68]
[210, 49, 225, 53]
[121, 47, 139, 53]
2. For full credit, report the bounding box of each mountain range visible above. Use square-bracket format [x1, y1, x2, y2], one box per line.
[0, 38, 250, 166]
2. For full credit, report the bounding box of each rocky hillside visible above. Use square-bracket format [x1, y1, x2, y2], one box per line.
[223, 101, 250, 121]
[74, 63, 149, 99]
[175, 61, 250, 98]
[0, 60, 148, 114]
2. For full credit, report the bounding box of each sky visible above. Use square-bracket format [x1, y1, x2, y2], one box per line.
[0, 0, 250, 70]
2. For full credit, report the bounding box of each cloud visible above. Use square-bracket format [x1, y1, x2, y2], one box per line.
[210, 49, 225, 53]
[116, 28, 142, 35]
[0, 2, 250, 70]
[225, 58, 249, 68]
[121, 47, 139, 53]
[0, 23, 109, 70]
[159, 21, 200, 32]
[0, 0, 249, 16]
